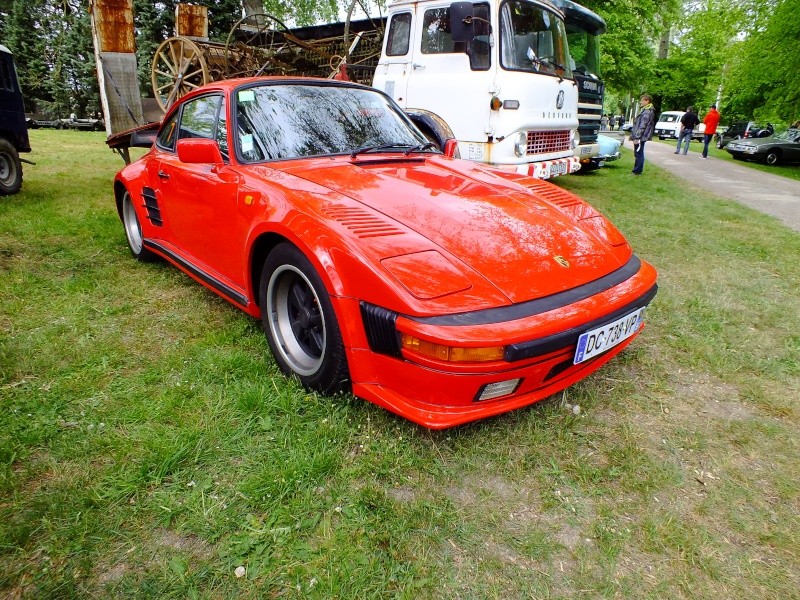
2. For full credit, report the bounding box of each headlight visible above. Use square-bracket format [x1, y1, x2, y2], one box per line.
[744, 146, 758, 154]
[571, 130, 581, 149]
[514, 132, 527, 157]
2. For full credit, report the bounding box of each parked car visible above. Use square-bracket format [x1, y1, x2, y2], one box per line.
[61, 116, 105, 131]
[596, 133, 622, 163]
[725, 128, 800, 165]
[715, 121, 774, 149]
[580, 134, 622, 172]
[113, 77, 658, 429]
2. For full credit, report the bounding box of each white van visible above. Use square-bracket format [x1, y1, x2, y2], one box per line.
[654, 111, 705, 140]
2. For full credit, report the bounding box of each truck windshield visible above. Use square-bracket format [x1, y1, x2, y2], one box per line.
[499, 0, 572, 78]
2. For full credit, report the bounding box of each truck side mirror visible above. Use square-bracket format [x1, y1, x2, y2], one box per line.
[450, 2, 475, 43]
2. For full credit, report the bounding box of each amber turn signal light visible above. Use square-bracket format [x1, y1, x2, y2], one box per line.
[401, 334, 504, 363]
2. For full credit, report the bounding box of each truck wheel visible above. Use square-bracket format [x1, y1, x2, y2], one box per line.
[0, 139, 23, 196]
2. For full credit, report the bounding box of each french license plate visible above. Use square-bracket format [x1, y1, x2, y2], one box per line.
[573, 308, 645, 364]
[551, 161, 567, 176]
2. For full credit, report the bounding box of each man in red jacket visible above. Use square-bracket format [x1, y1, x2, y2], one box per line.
[701, 104, 721, 159]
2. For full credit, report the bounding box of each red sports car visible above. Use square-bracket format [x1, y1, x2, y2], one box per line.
[114, 77, 658, 429]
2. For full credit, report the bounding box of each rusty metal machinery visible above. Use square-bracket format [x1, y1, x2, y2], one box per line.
[151, 13, 385, 111]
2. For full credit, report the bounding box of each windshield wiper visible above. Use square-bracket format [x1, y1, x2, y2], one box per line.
[404, 142, 438, 155]
[350, 143, 415, 158]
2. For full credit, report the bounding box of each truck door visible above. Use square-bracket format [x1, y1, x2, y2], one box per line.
[403, 3, 494, 145]
[373, 11, 413, 105]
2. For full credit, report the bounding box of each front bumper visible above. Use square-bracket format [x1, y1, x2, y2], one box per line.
[345, 256, 658, 428]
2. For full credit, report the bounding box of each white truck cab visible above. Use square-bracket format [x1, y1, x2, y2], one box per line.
[372, 0, 581, 179]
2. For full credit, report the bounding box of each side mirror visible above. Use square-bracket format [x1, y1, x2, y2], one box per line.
[176, 138, 224, 164]
[450, 2, 475, 43]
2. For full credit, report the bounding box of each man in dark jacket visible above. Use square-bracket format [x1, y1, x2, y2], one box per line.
[675, 106, 700, 155]
[630, 94, 656, 175]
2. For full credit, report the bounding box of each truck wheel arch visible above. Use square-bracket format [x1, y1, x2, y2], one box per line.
[405, 110, 460, 157]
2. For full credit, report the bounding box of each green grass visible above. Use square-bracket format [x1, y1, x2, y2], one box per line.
[1, 130, 798, 598]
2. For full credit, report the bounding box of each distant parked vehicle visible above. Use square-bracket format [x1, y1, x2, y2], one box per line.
[725, 128, 800, 165]
[28, 115, 64, 129]
[715, 121, 774, 149]
[61, 116, 105, 131]
[654, 110, 705, 141]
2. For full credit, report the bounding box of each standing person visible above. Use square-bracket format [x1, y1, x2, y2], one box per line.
[618, 114, 625, 130]
[600, 114, 609, 131]
[675, 106, 700, 155]
[630, 94, 656, 175]
[701, 103, 720, 159]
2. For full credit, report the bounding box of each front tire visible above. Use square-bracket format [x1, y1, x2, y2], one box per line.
[260, 243, 349, 395]
[0, 139, 23, 196]
[765, 150, 780, 165]
[121, 190, 157, 261]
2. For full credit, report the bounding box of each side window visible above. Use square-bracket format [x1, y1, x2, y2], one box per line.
[0, 53, 18, 92]
[156, 111, 179, 151]
[178, 95, 222, 140]
[420, 5, 487, 69]
[421, 8, 457, 54]
[386, 12, 412, 56]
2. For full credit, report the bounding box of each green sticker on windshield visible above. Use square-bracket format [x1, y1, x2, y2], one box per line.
[238, 90, 255, 103]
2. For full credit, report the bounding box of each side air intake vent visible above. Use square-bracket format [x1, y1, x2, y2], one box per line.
[142, 187, 162, 226]
[360, 302, 401, 357]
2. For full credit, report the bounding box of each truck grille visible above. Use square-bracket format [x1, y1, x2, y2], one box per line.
[527, 131, 571, 155]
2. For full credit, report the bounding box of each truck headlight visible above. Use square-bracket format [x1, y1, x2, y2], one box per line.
[514, 132, 527, 157]
[571, 130, 581, 149]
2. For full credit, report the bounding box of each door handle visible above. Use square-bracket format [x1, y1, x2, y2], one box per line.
[158, 170, 170, 179]
[412, 63, 426, 70]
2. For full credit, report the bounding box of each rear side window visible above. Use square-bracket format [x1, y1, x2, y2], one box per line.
[386, 12, 412, 56]
[0, 52, 19, 92]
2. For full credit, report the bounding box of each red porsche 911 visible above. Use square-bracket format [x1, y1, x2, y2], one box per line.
[113, 77, 658, 429]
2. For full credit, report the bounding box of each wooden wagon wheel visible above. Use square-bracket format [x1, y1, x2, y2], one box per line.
[151, 37, 211, 111]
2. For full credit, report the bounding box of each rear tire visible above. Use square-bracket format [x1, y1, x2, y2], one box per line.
[259, 243, 349, 395]
[121, 190, 157, 261]
[0, 139, 23, 196]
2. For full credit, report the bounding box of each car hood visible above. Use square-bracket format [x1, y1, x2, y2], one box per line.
[278, 157, 630, 304]
[731, 135, 790, 148]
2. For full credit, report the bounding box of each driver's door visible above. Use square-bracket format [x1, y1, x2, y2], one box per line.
[156, 94, 244, 289]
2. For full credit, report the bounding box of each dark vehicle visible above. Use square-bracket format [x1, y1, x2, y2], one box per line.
[725, 128, 800, 165]
[715, 121, 774, 149]
[0, 44, 31, 195]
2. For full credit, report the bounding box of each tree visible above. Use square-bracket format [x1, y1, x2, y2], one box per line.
[722, 0, 800, 123]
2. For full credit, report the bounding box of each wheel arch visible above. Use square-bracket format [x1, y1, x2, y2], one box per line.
[405, 109, 456, 151]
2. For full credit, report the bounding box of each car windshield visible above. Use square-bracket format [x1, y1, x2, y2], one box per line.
[658, 113, 680, 123]
[499, 0, 571, 77]
[774, 129, 800, 142]
[234, 83, 428, 162]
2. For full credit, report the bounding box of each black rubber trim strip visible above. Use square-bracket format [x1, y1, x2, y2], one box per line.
[504, 284, 658, 362]
[411, 255, 642, 327]
[143, 240, 249, 308]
